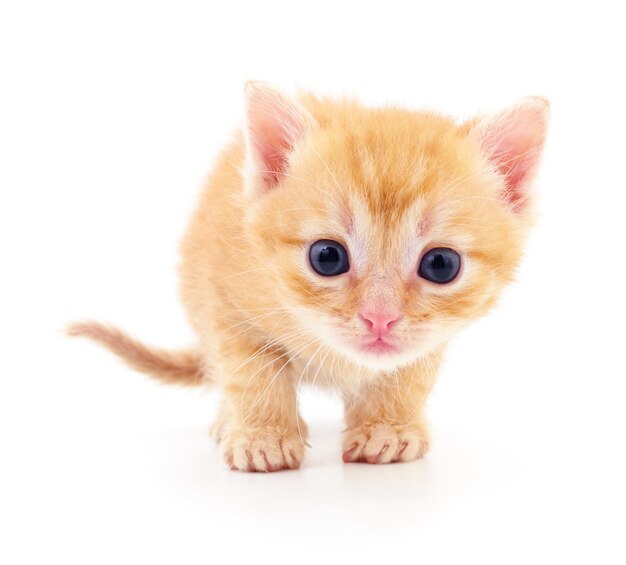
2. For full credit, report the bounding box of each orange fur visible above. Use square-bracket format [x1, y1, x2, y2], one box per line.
[71, 83, 549, 472]
[67, 322, 205, 386]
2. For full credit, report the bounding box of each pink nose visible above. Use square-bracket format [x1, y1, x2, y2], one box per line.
[359, 311, 401, 338]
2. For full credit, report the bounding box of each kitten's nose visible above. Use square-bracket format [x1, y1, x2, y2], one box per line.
[359, 311, 401, 338]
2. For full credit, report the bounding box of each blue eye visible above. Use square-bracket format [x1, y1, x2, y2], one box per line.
[309, 240, 350, 277]
[418, 248, 461, 284]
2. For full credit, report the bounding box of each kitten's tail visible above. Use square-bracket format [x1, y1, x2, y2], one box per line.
[67, 321, 206, 386]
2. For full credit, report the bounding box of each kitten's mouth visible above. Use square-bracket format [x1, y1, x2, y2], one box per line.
[360, 338, 399, 355]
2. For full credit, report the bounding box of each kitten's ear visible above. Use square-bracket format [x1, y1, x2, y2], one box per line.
[243, 81, 314, 194]
[470, 97, 549, 213]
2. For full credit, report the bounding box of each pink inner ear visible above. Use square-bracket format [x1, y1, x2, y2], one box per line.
[477, 98, 549, 211]
[245, 84, 310, 189]
[248, 114, 296, 186]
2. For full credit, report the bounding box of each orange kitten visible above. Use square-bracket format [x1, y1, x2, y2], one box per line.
[69, 83, 549, 472]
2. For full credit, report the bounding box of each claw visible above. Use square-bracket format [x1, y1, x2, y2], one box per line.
[245, 449, 254, 471]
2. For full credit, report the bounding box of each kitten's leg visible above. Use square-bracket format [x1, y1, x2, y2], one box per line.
[214, 343, 308, 472]
[342, 353, 440, 464]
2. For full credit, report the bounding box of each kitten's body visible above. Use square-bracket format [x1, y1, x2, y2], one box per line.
[71, 84, 548, 471]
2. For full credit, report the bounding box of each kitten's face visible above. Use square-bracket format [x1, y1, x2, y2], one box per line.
[245, 86, 547, 372]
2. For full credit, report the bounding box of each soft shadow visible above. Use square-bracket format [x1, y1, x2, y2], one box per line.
[137, 419, 520, 525]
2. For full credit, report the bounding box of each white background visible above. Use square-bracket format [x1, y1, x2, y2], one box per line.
[2, 1, 625, 563]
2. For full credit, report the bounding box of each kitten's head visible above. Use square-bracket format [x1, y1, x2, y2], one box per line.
[243, 82, 548, 371]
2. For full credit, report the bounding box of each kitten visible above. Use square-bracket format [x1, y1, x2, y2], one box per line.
[69, 82, 549, 472]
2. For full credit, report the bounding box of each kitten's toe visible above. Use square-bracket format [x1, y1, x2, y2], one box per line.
[221, 427, 305, 472]
[363, 424, 400, 463]
[342, 422, 428, 464]
[396, 432, 429, 462]
[342, 433, 366, 463]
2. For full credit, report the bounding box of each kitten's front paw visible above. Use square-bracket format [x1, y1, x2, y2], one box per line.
[221, 427, 306, 472]
[342, 422, 429, 464]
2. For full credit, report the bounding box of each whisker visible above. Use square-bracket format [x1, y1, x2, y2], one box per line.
[243, 336, 318, 420]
